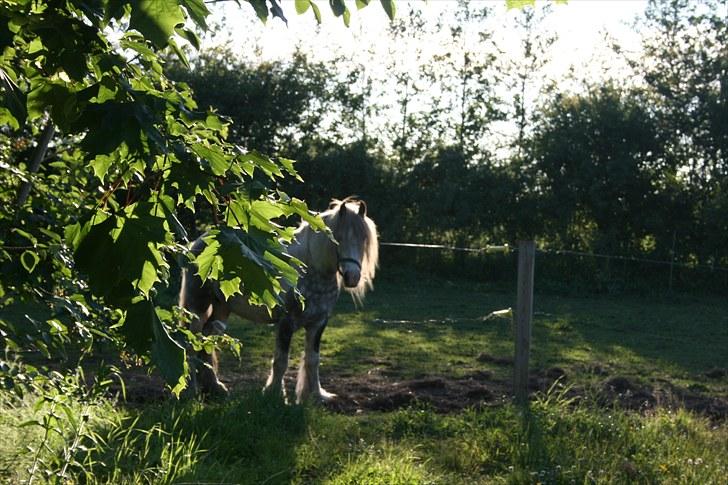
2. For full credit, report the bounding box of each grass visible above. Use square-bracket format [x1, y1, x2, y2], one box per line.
[223, 272, 728, 396]
[2, 388, 726, 484]
[2, 269, 727, 483]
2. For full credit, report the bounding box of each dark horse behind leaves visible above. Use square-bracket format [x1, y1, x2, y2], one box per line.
[179, 197, 378, 403]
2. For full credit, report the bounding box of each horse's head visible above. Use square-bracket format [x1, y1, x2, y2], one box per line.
[323, 197, 379, 299]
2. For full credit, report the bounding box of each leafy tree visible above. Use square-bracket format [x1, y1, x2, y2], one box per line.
[166, 48, 332, 155]
[636, 0, 728, 265]
[506, 5, 557, 161]
[442, 1, 505, 162]
[0, 0, 396, 395]
[531, 84, 661, 253]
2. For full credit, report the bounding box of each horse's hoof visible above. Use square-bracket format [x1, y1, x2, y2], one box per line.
[318, 389, 337, 402]
[262, 383, 287, 402]
[298, 389, 337, 405]
[201, 380, 229, 398]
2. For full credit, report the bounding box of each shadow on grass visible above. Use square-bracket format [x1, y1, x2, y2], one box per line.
[83, 390, 308, 485]
[532, 294, 728, 376]
[512, 403, 556, 483]
[345, 274, 728, 379]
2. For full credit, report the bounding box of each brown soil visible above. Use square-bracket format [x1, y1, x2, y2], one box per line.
[323, 367, 726, 420]
[322, 371, 510, 414]
[111, 358, 728, 422]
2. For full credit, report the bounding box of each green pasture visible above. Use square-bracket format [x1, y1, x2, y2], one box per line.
[2, 272, 727, 484]
[223, 272, 728, 397]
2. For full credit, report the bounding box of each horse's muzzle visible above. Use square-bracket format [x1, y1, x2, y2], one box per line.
[342, 270, 361, 288]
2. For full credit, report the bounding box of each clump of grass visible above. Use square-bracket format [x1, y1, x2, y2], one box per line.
[325, 443, 437, 485]
[77, 412, 205, 485]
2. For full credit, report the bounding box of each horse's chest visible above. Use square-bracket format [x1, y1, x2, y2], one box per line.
[294, 272, 339, 322]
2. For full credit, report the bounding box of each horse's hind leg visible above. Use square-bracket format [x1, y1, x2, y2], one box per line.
[263, 315, 296, 400]
[296, 318, 336, 404]
[181, 304, 212, 397]
[195, 302, 231, 397]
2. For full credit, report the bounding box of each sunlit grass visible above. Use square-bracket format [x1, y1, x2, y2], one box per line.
[2, 382, 726, 483]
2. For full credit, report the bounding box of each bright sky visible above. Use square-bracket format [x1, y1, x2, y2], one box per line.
[204, 0, 650, 155]
[208, 0, 648, 81]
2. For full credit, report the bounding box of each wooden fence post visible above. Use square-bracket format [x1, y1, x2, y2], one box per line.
[514, 240, 535, 405]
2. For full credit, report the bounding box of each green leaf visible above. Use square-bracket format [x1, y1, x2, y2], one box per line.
[310, 1, 323, 23]
[247, 0, 269, 23]
[168, 38, 190, 69]
[279, 157, 303, 181]
[355, 0, 370, 9]
[251, 199, 285, 220]
[0, 68, 26, 129]
[225, 198, 250, 229]
[192, 143, 229, 175]
[12, 228, 37, 246]
[219, 276, 242, 300]
[506, 0, 536, 9]
[20, 251, 39, 273]
[195, 234, 222, 282]
[240, 151, 283, 178]
[295, 0, 310, 14]
[180, 0, 210, 29]
[130, 0, 186, 48]
[175, 27, 201, 50]
[151, 304, 187, 396]
[269, 0, 288, 23]
[88, 152, 115, 181]
[73, 205, 172, 303]
[122, 299, 155, 353]
[343, 7, 351, 26]
[330, 0, 346, 16]
[196, 229, 285, 310]
[204, 113, 226, 131]
[286, 198, 328, 231]
[379, 0, 396, 20]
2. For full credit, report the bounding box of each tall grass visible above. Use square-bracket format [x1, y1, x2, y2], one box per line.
[2, 384, 726, 484]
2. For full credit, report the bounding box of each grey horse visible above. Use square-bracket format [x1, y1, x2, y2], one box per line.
[179, 197, 378, 403]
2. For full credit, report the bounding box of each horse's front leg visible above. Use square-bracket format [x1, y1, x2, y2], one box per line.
[296, 318, 335, 404]
[196, 302, 230, 397]
[263, 315, 296, 400]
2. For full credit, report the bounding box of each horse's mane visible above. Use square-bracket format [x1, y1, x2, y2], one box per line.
[294, 197, 379, 302]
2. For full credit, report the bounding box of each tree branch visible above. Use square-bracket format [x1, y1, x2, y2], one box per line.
[16, 122, 55, 208]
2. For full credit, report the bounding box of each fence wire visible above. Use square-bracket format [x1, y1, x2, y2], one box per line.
[380, 241, 728, 273]
[379, 241, 728, 294]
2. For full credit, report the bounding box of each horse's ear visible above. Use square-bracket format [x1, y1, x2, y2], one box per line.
[358, 200, 367, 217]
[329, 199, 339, 210]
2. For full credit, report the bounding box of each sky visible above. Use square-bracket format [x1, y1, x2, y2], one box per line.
[206, 0, 649, 81]
[201, 0, 651, 155]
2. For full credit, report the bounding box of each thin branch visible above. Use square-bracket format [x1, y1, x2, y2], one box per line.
[16, 122, 55, 208]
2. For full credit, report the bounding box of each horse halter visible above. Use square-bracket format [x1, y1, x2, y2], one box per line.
[337, 256, 362, 276]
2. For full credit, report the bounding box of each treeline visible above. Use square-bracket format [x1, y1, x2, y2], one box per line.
[168, 0, 728, 282]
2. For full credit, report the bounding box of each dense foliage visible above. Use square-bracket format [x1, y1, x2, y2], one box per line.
[0, 0, 396, 396]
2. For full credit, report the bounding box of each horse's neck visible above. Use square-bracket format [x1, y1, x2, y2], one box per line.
[288, 227, 337, 278]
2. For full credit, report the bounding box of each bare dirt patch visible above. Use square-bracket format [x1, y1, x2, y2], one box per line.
[319, 368, 728, 420]
[597, 375, 728, 421]
[109, 359, 728, 421]
[323, 371, 510, 414]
